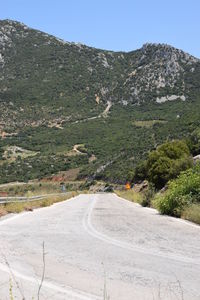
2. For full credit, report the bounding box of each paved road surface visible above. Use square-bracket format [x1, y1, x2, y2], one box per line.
[0, 193, 199, 300]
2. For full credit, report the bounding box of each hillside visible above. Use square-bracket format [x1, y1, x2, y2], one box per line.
[0, 19, 200, 183]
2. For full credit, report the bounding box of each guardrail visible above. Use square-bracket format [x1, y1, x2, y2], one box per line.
[0, 192, 69, 204]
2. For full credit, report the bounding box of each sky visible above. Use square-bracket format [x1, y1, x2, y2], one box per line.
[0, 0, 200, 58]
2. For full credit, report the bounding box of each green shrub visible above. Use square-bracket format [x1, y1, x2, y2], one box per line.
[153, 163, 200, 217]
[141, 183, 155, 207]
[134, 160, 148, 182]
[133, 140, 193, 189]
[187, 127, 200, 156]
[147, 140, 192, 189]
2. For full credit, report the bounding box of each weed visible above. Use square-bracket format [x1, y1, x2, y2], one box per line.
[182, 204, 200, 225]
[115, 189, 143, 204]
[0, 192, 78, 217]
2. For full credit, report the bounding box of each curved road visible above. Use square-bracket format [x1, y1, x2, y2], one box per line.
[0, 193, 199, 299]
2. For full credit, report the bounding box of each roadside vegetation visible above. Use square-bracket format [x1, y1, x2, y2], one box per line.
[0, 192, 78, 217]
[134, 140, 193, 189]
[115, 189, 143, 204]
[115, 182, 155, 207]
[118, 129, 200, 225]
[153, 164, 200, 223]
[0, 181, 82, 197]
[182, 204, 200, 225]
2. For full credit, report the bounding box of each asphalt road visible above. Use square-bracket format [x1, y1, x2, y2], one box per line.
[0, 193, 199, 300]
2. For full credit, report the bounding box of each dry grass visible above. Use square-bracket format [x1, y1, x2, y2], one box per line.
[0, 182, 61, 197]
[133, 120, 167, 128]
[115, 189, 143, 204]
[0, 206, 7, 217]
[0, 181, 82, 197]
[2, 145, 38, 163]
[182, 204, 200, 225]
[0, 192, 78, 216]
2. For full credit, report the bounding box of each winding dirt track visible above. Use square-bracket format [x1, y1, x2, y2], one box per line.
[0, 193, 199, 300]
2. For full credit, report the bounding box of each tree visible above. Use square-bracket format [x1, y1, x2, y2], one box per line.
[187, 128, 200, 156]
[146, 140, 192, 189]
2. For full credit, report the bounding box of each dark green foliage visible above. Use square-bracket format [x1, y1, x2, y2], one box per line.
[0, 147, 3, 160]
[134, 161, 148, 182]
[141, 183, 155, 207]
[148, 140, 193, 188]
[134, 140, 193, 189]
[0, 154, 88, 183]
[1, 99, 200, 184]
[187, 128, 200, 156]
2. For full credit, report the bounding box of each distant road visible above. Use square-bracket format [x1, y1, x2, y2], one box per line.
[0, 181, 30, 188]
[0, 193, 199, 300]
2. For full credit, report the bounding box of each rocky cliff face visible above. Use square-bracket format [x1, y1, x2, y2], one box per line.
[122, 43, 199, 103]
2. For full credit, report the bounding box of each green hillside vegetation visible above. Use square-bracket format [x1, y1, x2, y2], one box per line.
[1, 99, 200, 184]
[0, 20, 200, 184]
[187, 127, 200, 155]
[154, 163, 200, 223]
[120, 132, 200, 224]
[134, 140, 193, 189]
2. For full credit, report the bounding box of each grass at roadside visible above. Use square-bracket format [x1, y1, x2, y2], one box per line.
[116, 187, 200, 226]
[0, 192, 78, 217]
[152, 164, 200, 225]
[115, 189, 143, 204]
[182, 204, 200, 225]
[0, 181, 82, 197]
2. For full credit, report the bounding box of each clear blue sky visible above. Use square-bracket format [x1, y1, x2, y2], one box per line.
[1, 0, 199, 57]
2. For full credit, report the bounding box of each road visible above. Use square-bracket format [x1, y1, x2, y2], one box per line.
[0, 193, 199, 300]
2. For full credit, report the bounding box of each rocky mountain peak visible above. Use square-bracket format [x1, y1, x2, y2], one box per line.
[121, 42, 199, 104]
[0, 19, 29, 49]
[141, 42, 199, 64]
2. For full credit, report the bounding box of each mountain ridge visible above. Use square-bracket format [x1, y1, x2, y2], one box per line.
[1, 19, 199, 57]
[0, 19, 199, 123]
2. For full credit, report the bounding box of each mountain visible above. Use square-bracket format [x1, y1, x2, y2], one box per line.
[0, 19, 200, 183]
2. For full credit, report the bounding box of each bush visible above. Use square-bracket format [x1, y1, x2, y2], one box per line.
[147, 140, 192, 189]
[187, 128, 200, 156]
[141, 183, 155, 207]
[133, 140, 193, 189]
[134, 160, 148, 182]
[153, 163, 200, 217]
